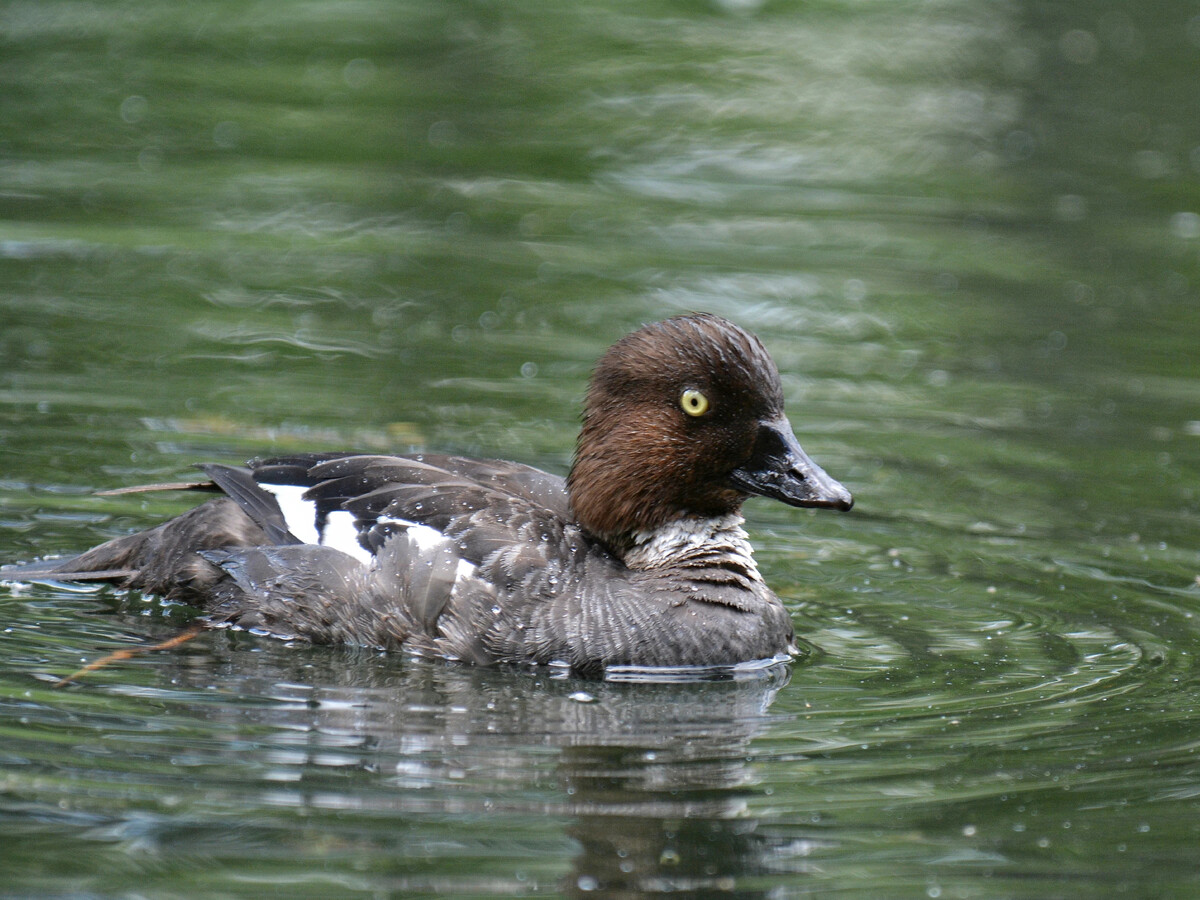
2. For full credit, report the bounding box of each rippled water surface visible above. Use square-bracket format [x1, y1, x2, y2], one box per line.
[2, 1, 1199, 897]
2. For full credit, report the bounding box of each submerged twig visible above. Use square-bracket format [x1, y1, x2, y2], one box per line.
[54, 623, 207, 687]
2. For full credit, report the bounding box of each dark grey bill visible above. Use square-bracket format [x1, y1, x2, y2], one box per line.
[728, 417, 853, 511]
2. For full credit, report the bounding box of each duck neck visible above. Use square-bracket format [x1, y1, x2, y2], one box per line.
[620, 513, 763, 581]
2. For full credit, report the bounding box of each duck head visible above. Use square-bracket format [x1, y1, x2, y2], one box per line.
[567, 313, 852, 551]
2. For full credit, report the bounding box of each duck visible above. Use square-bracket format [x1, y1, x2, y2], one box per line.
[3, 313, 853, 677]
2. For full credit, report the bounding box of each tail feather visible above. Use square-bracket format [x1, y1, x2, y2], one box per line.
[1, 561, 139, 582]
[96, 479, 217, 497]
[4, 498, 270, 605]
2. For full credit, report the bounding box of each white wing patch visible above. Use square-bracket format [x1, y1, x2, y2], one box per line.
[379, 517, 478, 581]
[254, 492, 478, 580]
[322, 510, 373, 564]
[404, 522, 451, 554]
[260, 483, 319, 544]
[259, 483, 372, 564]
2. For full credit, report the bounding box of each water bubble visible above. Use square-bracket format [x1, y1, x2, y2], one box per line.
[713, 0, 766, 12]
[1067, 281, 1094, 304]
[1054, 194, 1087, 222]
[213, 121, 241, 149]
[842, 278, 867, 302]
[520, 361, 538, 378]
[1170, 212, 1200, 239]
[137, 146, 163, 172]
[518, 212, 543, 236]
[428, 120, 458, 147]
[120, 95, 148, 124]
[576, 875, 598, 891]
[342, 58, 376, 89]
[1133, 150, 1170, 179]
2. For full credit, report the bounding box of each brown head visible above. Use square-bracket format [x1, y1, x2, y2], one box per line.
[567, 313, 852, 551]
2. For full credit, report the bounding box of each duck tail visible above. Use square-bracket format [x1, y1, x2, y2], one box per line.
[3, 497, 270, 604]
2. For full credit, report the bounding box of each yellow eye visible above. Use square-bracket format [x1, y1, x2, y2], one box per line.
[680, 388, 710, 417]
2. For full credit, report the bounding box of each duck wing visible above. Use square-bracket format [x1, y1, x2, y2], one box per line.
[196, 453, 594, 659]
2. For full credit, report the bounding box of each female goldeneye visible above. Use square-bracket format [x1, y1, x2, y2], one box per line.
[5, 313, 852, 676]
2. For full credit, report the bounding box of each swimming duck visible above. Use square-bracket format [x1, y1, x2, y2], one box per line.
[4, 313, 852, 676]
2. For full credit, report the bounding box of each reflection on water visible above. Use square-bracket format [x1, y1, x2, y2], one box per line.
[2, 0, 1199, 896]
[210, 657, 791, 898]
[4, 621, 793, 896]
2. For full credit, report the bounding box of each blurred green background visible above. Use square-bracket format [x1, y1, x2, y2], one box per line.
[1, 1, 1198, 897]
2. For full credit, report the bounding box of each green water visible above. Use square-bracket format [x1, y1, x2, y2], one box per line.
[2, 1, 1198, 897]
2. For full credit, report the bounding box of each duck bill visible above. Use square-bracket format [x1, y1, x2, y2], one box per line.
[729, 417, 853, 511]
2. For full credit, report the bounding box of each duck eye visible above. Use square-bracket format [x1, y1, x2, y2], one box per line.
[680, 388, 710, 417]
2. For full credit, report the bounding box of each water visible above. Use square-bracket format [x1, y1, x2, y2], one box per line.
[2, 0, 1198, 896]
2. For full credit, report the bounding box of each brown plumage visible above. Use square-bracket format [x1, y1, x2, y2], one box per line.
[568, 314, 783, 551]
[4, 313, 852, 677]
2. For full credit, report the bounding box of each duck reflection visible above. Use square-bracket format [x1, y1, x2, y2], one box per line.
[156, 636, 802, 896]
